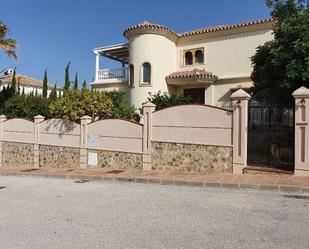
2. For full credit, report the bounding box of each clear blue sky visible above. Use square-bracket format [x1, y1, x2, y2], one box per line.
[0, 0, 270, 87]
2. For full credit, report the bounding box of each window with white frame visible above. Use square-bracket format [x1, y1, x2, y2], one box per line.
[142, 62, 151, 84]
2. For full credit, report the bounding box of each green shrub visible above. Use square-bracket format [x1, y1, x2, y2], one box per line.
[50, 89, 136, 122]
[105, 91, 136, 120]
[143, 91, 193, 111]
[2, 95, 52, 119]
[1, 88, 137, 122]
[50, 88, 113, 121]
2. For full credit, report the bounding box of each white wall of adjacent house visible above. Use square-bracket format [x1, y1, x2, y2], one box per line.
[128, 33, 177, 108]
[0, 84, 53, 96]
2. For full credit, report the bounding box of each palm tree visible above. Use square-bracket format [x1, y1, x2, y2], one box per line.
[0, 20, 17, 59]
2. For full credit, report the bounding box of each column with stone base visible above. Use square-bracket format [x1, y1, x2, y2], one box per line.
[230, 89, 251, 174]
[34, 115, 45, 168]
[80, 116, 92, 169]
[142, 102, 156, 171]
[0, 115, 7, 167]
[293, 87, 309, 176]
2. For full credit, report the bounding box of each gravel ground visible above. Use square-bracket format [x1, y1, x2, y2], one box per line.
[0, 176, 308, 249]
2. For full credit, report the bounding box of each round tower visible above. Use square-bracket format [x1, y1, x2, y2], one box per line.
[124, 22, 177, 108]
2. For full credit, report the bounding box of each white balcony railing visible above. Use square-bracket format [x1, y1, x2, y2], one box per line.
[97, 67, 128, 82]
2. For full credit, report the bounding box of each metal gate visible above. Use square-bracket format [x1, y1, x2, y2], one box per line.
[247, 101, 295, 171]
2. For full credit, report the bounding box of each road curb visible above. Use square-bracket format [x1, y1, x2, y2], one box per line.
[0, 172, 308, 194]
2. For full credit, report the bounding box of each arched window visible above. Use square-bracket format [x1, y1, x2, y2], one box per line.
[142, 62, 151, 84]
[129, 64, 134, 86]
[185, 51, 193, 65]
[195, 50, 204, 64]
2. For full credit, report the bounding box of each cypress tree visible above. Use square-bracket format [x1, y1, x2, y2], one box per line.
[17, 80, 20, 95]
[64, 62, 71, 92]
[49, 84, 57, 101]
[35, 88, 38, 96]
[43, 69, 48, 98]
[0, 85, 5, 105]
[2, 86, 7, 99]
[11, 70, 16, 95]
[82, 79, 87, 90]
[54, 84, 57, 99]
[22, 87, 25, 96]
[74, 72, 78, 90]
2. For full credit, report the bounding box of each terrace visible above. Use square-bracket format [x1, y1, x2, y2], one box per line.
[92, 43, 129, 85]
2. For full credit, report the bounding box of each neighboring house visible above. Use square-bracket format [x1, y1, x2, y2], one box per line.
[0, 68, 58, 96]
[92, 18, 275, 108]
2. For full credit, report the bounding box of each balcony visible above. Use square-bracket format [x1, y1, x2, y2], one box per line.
[95, 67, 128, 84]
[93, 43, 129, 85]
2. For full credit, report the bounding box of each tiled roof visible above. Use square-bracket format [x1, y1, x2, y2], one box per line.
[166, 69, 218, 80]
[124, 18, 275, 39]
[0, 74, 58, 90]
[124, 21, 177, 36]
[178, 18, 274, 37]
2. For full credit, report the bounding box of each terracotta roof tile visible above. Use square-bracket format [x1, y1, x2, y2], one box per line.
[124, 21, 177, 36]
[124, 18, 275, 39]
[0, 74, 58, 90]
[178, 18, 275, 37]
[166, 69, 218, 80]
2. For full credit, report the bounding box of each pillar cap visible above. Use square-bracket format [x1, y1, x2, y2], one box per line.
[34, 115, 45, 119]
[231, 89, 251, 100]
[142, 102, 156, 108]
[80, 115, 92, 120]
[292, 86, 309, 98]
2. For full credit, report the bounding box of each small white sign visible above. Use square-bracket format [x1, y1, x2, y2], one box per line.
[88, 152, 98, 166]
[88, 135, 100, 149]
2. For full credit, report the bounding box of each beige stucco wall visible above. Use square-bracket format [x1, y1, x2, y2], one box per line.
[3, 119, 35, 144]
[128, 33, 177, 108]
[213, 78, 253, 107]
[172, 28, 273, 107]
[39, 119, 80, 148]
[176, 29, 273, 78]
[171, 77, 252, 107]
[0, 108, 236, 173]
[152, 105, 232, 147]
[87, 119, 143, 154]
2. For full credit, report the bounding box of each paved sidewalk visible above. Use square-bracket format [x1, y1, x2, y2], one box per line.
[0, 167, 309, 193]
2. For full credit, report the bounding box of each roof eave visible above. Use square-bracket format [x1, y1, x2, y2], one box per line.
[166, 76, 217, 86]
[124, 27, 178, 43]
[93, 43, 129, 54]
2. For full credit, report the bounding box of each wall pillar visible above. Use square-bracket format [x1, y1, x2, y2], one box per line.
[293, 87, 309, 176]
[230, 89, 251, 174]
[95, 53, 100, 81]
[142, 102, 156, 171]
[34, 115, 45, 168]
[80, 115, 92, 169]
[0, 115, 7, 167]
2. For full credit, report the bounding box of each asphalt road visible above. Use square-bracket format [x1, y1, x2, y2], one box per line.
[0, 176, 308, 249]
